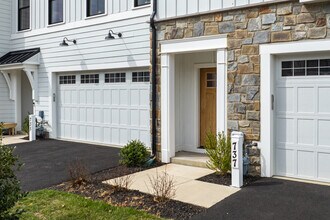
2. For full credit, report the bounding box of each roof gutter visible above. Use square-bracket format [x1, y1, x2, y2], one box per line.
[150, 0, 157, 157]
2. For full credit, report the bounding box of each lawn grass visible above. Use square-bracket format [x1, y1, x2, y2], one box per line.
[13, 190, 162, 220]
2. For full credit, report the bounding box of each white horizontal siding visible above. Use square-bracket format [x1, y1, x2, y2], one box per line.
[0, 0, 11, 55]
[0, 74, 15, 123]
[10, 14, 151, 124]
[157, 0, 288, 20]
[11, 0, 146, 32]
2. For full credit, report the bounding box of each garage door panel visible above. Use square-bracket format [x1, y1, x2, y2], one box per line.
[318, 120, 330, 146]
[276, 148, 294, 175]
[318, 153, 330, 179]
[112, 90, 120, 105]
[131, 90, 139, 106]
[276, 87, 294, 113]
[297, 119, 314, 146]
[140, 110, 149, 127]
[297, 150, 315, 178]
[318, 87, 330, 113]
[140, 90, 149, 107]
[297, 87, 314, 113]
[277, 118, 294, 144]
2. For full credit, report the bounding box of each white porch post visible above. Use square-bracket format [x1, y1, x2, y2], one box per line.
[216, 49, 227, 134]
[12, 71, 22, 130]
[161, 53, 176, 163]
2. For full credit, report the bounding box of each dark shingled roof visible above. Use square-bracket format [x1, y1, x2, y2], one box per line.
[0, 48, 40, 65]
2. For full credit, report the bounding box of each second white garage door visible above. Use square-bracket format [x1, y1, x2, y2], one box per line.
[275, 56, 330, 183]
[57, 72, 151, 147]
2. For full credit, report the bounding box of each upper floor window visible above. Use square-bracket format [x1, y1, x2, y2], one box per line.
[49, 0, 64, 25]
[134, 0, 150, 7]
[18, 0, 30, 31]
[87, 0, 105, 17]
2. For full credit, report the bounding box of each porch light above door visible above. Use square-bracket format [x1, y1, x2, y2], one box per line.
[59, 37, 77, 46]
[105, 30, 122, 40]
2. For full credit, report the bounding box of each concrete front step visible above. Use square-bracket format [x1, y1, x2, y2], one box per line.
[171, 151, 209, 169]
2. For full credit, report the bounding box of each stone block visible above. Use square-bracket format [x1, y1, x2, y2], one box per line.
[297, 13, 315, 24]
[271, 31, 292, 42]
[262, 13, 276, 25]
[253, 31, 270, 44]
[242, 45, 259, 55]
[284, 15, 296, 26]
[308, 27, 326, 39]
[248, 18, 262, 31]
[277, 3, 292, 15]
[228, 94, 241, 102]
[228, 120, 239, 131]
[193, 21, 204, 37]
[219, 21, 236, 33]
[247, 111, 260, 121]
[238, 55, 249, 64]
[242, 74, 260, 86]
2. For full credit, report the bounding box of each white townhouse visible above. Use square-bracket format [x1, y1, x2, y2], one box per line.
[0, 0, 152, 147]
[153, 0, 330, 183]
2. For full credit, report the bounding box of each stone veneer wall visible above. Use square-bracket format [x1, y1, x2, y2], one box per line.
[154, 1, 330, 175]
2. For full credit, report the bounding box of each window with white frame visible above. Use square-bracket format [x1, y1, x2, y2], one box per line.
[49, 0, 63, 25]
[134, 0, 150, 7]
[87, 0, 105, 17]
[18, 0, 30, 31]
[81, 74, 99, 84]
[59, 75, 76, 84]
[132, 72, 150, 82]
[105, 73, 126, 83]
[282, 59, 330, 77]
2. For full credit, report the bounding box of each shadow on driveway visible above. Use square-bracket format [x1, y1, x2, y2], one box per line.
[193, 178, 330, 220]
[12, 139, 120, 191]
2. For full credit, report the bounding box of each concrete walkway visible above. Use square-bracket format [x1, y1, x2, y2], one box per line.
[2, 135, 30, 145]
[104, 164, 239, 208]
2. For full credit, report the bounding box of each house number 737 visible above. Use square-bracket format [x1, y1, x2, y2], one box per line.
[232, 142, 238, 168]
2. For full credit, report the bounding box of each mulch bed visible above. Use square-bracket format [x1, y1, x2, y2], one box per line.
[197, 173, 261, 187]
[50, 164, 206, 220]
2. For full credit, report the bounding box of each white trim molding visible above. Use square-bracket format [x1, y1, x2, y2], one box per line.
[160, 35, 227, 163]
[260, 39, 330, 177]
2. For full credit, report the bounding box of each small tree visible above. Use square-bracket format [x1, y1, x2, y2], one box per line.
[204, 132, 231, 176]
[0, 123, 26, 219]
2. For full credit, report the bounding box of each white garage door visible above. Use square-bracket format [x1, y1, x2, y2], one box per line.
[57, 72, 151, 147]
[275, 57, 330, 183]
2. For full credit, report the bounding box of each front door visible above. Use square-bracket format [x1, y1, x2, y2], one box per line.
[200, 68, 217, 147]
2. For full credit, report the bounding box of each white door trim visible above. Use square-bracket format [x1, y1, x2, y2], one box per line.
[260, 39, 330, 177]
[160, 35, 227, 163]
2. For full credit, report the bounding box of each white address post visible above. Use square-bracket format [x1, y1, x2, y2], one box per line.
[231, 131, 244, 188]
[29, 114, 36, 141]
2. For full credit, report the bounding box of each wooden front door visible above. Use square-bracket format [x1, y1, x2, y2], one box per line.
[200, 68, 217, 147]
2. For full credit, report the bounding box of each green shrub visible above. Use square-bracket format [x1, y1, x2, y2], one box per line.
[120, 140, 150, 167]
[0, 123, 26, 219]
[205, 132, 231, 176]
[22, 115, 30, 135]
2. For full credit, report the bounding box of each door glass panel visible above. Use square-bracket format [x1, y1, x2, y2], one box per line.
[206, 73, 216, 88]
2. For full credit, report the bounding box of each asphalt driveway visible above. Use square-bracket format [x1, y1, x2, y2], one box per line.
[12, 139, 120, 191]
[193, 178, 330, 220]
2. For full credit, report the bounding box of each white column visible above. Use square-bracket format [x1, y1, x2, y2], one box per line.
[161, 53, 176, 163]
[12, 71, 22, 130]
[49, 72, 57, 138]
[260, 53, 274, 177]
[216, 49, 227, 134]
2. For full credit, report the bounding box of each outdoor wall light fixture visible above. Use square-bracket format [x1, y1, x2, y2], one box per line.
[59, 37, 77, 46]
[105, 30, 122, 40]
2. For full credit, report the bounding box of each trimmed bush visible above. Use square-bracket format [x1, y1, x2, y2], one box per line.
[0, 123, 26, 219]
[120, 140, 150, 167]
[205, 132, 231, 176]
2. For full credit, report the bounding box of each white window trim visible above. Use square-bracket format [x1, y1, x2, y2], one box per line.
[84, 0, 108, 20]
[47, 0, 66, 27]
[160, 35, 227, 163]
[260, 39, 330, 178]
[16, 0, 32, 33]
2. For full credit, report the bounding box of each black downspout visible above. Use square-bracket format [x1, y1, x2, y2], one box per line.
[150, 0, 157, 156]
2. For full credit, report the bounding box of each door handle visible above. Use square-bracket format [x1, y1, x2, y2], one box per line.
[271, 95, 275, 110]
